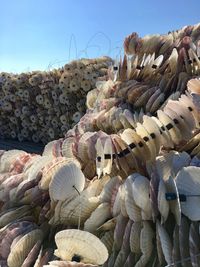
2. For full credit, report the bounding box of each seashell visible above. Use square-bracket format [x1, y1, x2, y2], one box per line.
[49, 162, 85, 201]
[25, 155, 52, 181]
[0, 150, 26, 173]
[101, 230, 114, 255]
[189, 222, 200, 267]
[124, 175, 142, 221]
[156, 221, 165, 266]
[136, 121, 156, 160]
[176, 166, 200, 221]
[129, 221, 142, 254]
[158, 178, 169, 224]
[0, 205, 31, 227]
[40, 157, 81, 190]
[55, 229, 108, 265]
[157, 110, 182, 145]
[131, 173, 152, 219]
[44, 261, 98, 267]
[7, 228, 43, 267]
[84, 202, 112, 232]
[134, 221, 154, 267]
[179, 216, 192, 267]
[165, 176, 181, 225]
[100, 176, 120, 202]
[172, 224, 181, 266]
[114, 213, 129, 251]
[157, 221, 173, 265]
[21, 240, 42, 267]
[59, 195, 100, 226]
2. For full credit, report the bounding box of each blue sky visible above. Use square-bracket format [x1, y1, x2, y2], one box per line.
[1, 0, 200, 73]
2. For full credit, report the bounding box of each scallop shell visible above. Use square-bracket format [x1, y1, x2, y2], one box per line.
[0, 205, 31, 227]
[0, 150, 26, 173]
[55, 229, 108, 265]
[157, 178, 169, 224]
[7, 228, 43, 267]
[165, 176, 181, 225]
[124, 176, 142, 222]
[49, 162, 85, 201]
[189, 222, 200, 267]
[179, 216, 192, 267]
[129, 221, 142, 254]
[44, 261, 98, 267]
[176, 166, 200, 221]
[157, 221, 173, 265]
[131, 173, 152, 219]
[101, 230, 114, 255]
[59, 195, 100, 226]
[134, 221, 154, 267]
[84, 202, 111, 232]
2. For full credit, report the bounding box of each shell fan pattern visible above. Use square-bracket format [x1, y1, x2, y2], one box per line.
[1, 23, 200, 266]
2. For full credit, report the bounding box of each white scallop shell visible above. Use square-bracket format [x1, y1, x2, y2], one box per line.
[55, 229, 108, 265]
[176, 166, 200, 221]
[49, 162, 85, 202]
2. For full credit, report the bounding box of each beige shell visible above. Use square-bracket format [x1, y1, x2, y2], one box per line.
[7, 229, 43, 267]
[84, 202, 111, 232]
[55, 229, 108, 265]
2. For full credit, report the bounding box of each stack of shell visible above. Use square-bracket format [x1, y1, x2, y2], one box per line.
[0, 56, 112, 144]
[1, 23, 200, 267]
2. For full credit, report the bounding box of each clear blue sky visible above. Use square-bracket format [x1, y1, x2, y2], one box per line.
[1, 0, 200, 73]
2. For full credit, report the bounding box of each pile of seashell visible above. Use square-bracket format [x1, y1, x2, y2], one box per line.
[1, 22, 200, 267]
[0, 57, 112, 143]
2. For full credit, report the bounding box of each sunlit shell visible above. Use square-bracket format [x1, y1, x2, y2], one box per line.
[40, 157, 81, 190]
[55, 229, 108, 265]
[59, 195, 100, 226]
[49, 162, 85, 201]
[176, 166, 200, 221]
[131, 173, 152, 219]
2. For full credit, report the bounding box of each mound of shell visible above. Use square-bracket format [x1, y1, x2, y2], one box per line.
[1, 23, 200, 267]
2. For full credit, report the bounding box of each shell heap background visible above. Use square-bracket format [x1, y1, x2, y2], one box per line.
[1, 23, 200, 267]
